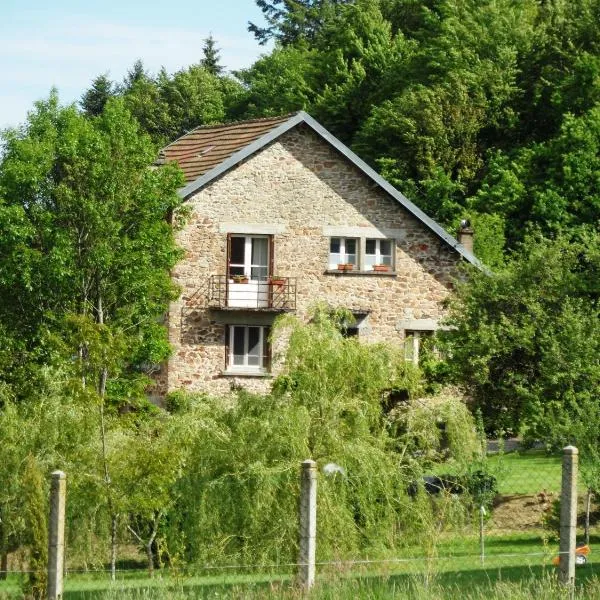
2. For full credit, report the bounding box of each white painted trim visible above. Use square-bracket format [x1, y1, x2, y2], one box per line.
[220, 223, 286, 235]
[222, 368, 269, 377]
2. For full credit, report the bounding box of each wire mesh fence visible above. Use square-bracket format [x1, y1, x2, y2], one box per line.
[0, 443, 597, 598]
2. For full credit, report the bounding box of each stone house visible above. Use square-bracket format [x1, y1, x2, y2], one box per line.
[152, 112, 478, 400]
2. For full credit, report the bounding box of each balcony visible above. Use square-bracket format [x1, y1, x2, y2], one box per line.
[206, 275, 297, 311]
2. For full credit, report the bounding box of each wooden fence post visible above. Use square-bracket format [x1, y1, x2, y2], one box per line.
[299, 459, 317, 591]
[559, 446, 578, 590]
[47, 471, 66, 600]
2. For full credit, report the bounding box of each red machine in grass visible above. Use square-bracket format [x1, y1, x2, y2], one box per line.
[552, 543, 591, 566]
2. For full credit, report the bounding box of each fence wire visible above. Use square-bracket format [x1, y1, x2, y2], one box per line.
[0, 443, 595, 598]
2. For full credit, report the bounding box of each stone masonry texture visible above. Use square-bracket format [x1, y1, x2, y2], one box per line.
[153, 124, 463, 399]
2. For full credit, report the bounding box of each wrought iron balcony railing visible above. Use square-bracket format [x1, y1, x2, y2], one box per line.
[206, 275, 297, 311]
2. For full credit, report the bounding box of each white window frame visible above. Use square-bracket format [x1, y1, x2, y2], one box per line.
[327, 235, 395, 272]
[329, 237, 358, 269]
[227, 325, 269, 373]
[365, 238, 393, 271]
[228, 235, 270, 282]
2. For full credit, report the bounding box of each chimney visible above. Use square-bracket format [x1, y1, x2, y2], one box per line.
[458, 219, 474, 254]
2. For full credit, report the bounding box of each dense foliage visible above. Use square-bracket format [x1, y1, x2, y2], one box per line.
[74, 0, 600, 264]
[0, 93, 183, 405]
[442, 233, 600, 444]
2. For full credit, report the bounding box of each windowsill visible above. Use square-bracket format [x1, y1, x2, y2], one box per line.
[324, 269, 397, 276]
[221, 369, 272, 378]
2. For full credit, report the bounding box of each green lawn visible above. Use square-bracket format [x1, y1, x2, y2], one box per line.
[2, 562, 600, 599]
[487, 449, 563, 495]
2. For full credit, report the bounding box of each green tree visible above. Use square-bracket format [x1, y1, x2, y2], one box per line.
[441, 233, 600, 438]
[122, 59, 150, 91]
[121, 63, 244, 144]
[168, 310, 479, 565]
[311, 0, 411, 142]
[21, 456, 47, 600]
[470, 104, 600, 248]
[201, 34, 224, 75]
[81, 73, 116, 117]
[109, 414, 192, 576]
[248, 0, 349, 46]
[235, 45, 316, 117]
[0, 92, 185, 574]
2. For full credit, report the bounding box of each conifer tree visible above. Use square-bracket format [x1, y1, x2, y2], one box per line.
[81, 73, 115, 117]
[201, 34, 224, 75]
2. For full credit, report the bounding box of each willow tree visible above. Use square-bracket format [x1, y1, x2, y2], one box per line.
[168, 309, 439, 565]
[0, 92, 184, 575]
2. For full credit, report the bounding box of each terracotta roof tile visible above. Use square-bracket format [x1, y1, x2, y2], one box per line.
[158, 114, 294, 183]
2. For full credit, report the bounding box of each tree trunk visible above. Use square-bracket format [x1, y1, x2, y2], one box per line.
[0, 551, 7, 581]
[146, 542, 154, 579]
[97, 291, 117, 581]
[110, 514, 117, 581]
[146, 515, 160, 578]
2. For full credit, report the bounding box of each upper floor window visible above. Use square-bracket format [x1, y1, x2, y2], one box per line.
[365, 239, 393, 271]
[327, 235, 394, 272]
[228, 235, 270, 281]
[329, 237, 358, 269]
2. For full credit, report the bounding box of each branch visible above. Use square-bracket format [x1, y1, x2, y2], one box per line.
[126, 524, 144, 544]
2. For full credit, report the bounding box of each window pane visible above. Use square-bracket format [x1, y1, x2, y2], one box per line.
[345, 239, 357, 254]
[251, 237, 269, 267]
[346, 253, 357, 265]
[247, 327, 261, 366]
[381, 255, 392, 266]
[329, 252, 342, 267]
[232, 327, 245, 365]
[229, 265, 245, 277]
[251, 266, 268, 280]
[365, 239, 376, 254]
[380, 240, 392, 256]
[365, 255, 376, 269]
[330, 238, 341, 253]
[230, 237, 245, 265]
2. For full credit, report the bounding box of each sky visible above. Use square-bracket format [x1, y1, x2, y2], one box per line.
[0, 0, 271, 129]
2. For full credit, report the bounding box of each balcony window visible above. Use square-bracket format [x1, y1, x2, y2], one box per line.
[228, 235, 269, 281]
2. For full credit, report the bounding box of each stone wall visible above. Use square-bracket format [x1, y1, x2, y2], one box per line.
[161, 124, 462, 398]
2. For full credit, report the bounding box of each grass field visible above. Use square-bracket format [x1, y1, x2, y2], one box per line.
[487, 449, 563, 495]
[2, 565, 600, 599]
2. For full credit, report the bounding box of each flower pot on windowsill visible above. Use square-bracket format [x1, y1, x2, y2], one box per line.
[269, 276, 286, 287]
[337, 263, 354, 271]
[232, 275, 249, 284]
[373, 264, 391, 272]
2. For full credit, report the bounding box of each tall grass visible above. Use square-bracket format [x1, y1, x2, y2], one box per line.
[37, 574, 600, 600]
